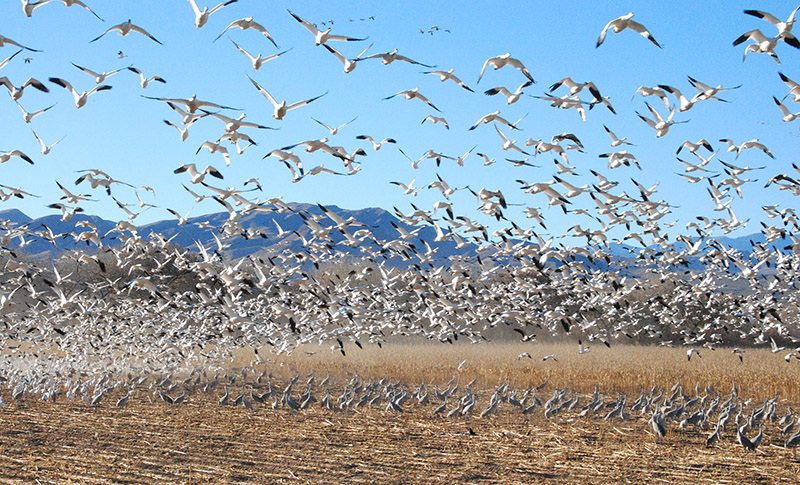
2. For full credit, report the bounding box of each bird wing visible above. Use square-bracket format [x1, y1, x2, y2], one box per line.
[596, 18, 617, 47]
[187, 0, 202, 16]
[287, 91, 326, 111]
[743, 9, 781, 26]
[129, 23, 163, 44]
[229, 39, 255, 61]
[287, 10, 319, 35]
[89, 24, 118, 43]
[247, 75, 279, 107]
[323, 43, 347, 65]
[327, 34, 368, 42]
[394, 54, 433, 67]
[484, 86, 511, 97]
[775, 96, 792, 116]
[31, 130, 46, 150]
[72, 63, 100, 78]
[248, 21, 278, 48]
[49, 77, 77, 97]
[0, 49, 22, 70]
[637, 112, 656, 128]
[477, 57, 493, 83]
[626, 20, 661, 47]
[209, 0, 238, 16]
[733, 29, 766, 46]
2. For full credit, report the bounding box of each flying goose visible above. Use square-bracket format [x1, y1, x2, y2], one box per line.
[229, 39, 289, 70]
[477, 53, 534, 84]
[383, 87, 441, 112]
[421, 68, 473, 92]
[247, 75, 326, 120]
[0, 76, 49, 100]
[90, 19, 162, 44]
[288, 10, 367, 46]
[596, 12, 661, 48]
[49, 77, 112, 108]
[774, 96, 800, 122]
[214, 17, 278, 47]
[311, 116, 357, 135]
[484, 81, 532, 104]
[361, 48, 434, 67]
[187, 0, 238, 28]
[322, 42, 373, 73]
[127, 67, 166, 88]
[72, 62, 127, 84]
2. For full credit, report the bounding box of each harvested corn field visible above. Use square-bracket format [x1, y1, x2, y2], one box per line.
[2, 344, 800, 483]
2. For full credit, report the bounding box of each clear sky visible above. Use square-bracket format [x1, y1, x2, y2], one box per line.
[0, 0, 798, 245]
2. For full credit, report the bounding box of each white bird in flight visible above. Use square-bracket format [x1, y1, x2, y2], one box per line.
[247, 75, 326, 120]
[596, 12, 661, 48]
[774, 96, 800, 122]
[90, 19, 162, 45]
[384, 87, 441, 112]
[422, 68, 474, 92]
[127, 67, 166, 89]
[0, 76, 49, 100]
[214, 17, 278, 47]
[288, 10, 367, 46]
[477, 53, 534, 84]
[229, 39, 290, 70]
[48, 77, 112, 108]
[187, 0, 238, 28]
[22, 0, 102, 20]
[14, 101, 56, 123]
[31, 129, 64, 155]
[72, 63, 127, 84]
[312, 116, 357, 136]
[484, 81, 532, 105]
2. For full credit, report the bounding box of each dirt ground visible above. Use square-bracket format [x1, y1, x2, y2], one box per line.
[1, 391, 799, 484]
[2, 344, 800, 483]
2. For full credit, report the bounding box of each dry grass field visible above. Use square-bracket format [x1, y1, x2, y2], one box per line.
[2, 343, 800, 483]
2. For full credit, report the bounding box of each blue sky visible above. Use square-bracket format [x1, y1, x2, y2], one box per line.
[0, 0, 798, 244]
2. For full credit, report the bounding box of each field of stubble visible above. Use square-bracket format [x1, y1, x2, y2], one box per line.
[2, 343, 799, 484]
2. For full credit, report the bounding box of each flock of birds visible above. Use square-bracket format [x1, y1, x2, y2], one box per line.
[1, 0, 800, 453]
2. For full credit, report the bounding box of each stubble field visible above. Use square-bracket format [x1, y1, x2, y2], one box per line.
[2, 343, 799, 483]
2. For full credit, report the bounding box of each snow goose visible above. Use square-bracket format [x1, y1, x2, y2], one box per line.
[477, 53, 534, 84]
[421, 68, 473, 92]
[0, 76, 49, 100]
[214, 17, 278, 47]
[127, 67, 166, 88]
[14, 101, 56, 123]
[596, 12, 661, 48]
[484, 81, 531, 104]
[90, 19, 162, 45]
[774, 96, 800, 121]
[72, 62, 126, 84]
[311, 116, 357, 136]
[383, 87, 441, 112]
[174, 163, 224, 184]
[361, 48, 434, 67]
[288, 10, 367, 46]
[31, 129, 64, 155]
[229, 39, 289, 70]
[187, 0, 238, 28]
[48, 77, 111, 108]
[247, 75, 326, 120]
[322, 42, 373, 74]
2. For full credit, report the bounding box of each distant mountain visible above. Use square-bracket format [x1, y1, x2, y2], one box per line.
[1, 204, 476, 264]
[0, 205, 774, 267]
